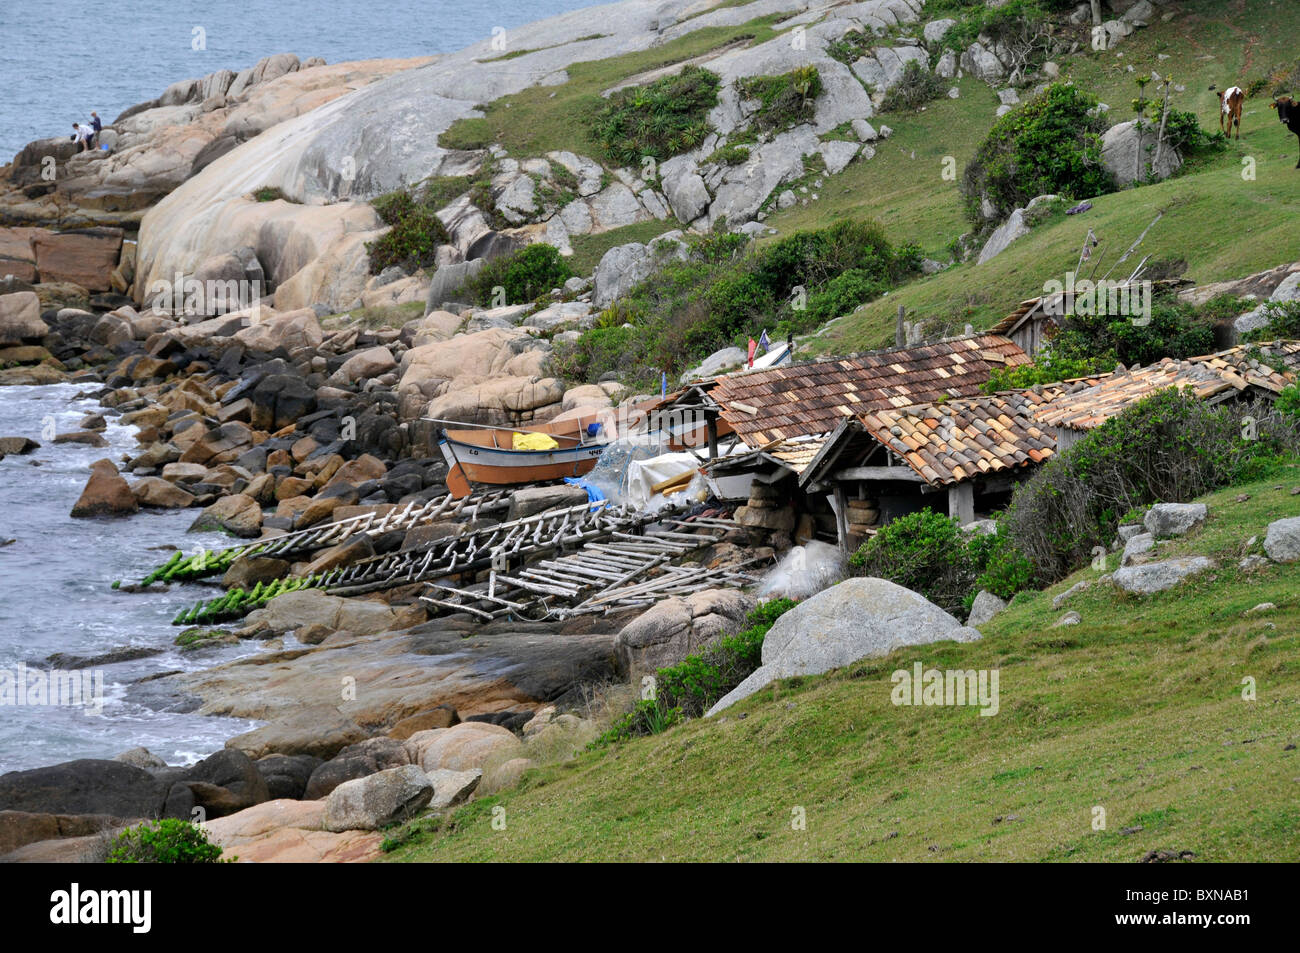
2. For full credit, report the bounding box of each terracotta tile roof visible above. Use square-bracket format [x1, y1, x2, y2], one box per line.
[705, 436, 825, 477]
[1034, 342, 1300, 431]
[860, 393, 1057, 486]
[711, 335, 1031, 444]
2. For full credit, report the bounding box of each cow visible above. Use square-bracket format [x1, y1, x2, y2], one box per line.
[1271, 95, 1300, 168]
[1211, 84, 1245, 139]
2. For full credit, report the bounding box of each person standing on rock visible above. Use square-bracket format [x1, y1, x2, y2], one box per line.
[89, 112, 102, 146]
[72, 122, 93, 152]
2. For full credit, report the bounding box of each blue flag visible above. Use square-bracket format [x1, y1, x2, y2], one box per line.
[758, 330, 770, 354]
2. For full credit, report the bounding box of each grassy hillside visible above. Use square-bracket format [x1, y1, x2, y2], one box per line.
[385, 463, 1300, 862]
[774, 0, 1300, 353]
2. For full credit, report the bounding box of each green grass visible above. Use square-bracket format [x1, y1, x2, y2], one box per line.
[384, 466, 1300, 862]
[567, 219, 684, 276]
[438, 14, 790, 158]
[766, 0, 1300, 354]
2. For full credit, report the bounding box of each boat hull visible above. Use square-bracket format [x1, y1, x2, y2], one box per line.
[439, 437, 606, 488]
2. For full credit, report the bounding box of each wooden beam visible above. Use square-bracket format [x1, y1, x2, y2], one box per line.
[832, 465, 926, 482]
[833, 484, 851, 553]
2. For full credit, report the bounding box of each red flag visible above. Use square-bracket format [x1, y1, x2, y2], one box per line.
[747, 337, 757, 368]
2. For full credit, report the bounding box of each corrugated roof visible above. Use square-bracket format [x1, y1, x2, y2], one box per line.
[1034, 341, 1300, 431]
[860, 393, 1057, 487]
[711, 335, 1031, 444]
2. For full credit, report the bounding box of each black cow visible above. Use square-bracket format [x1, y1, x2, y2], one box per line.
[1273, 96, 1300, 168]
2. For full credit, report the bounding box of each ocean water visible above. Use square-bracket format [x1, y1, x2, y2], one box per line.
[0, 0, 597, 162]
[0, 0, 599, 773]
[0, 384, 263, 773]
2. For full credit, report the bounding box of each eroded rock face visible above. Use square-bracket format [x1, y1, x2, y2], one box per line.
[0, 292, 49, 346]
[614, 589, 756, 674]
[708, 578, 981, 714]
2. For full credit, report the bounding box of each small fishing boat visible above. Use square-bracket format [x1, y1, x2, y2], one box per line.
[433, 413, 612, 497]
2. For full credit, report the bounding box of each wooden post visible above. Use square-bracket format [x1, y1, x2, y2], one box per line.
[833, 484, 851, 552]
[706, 414, 718, 460]
[895, 304, 905, 348]
[948, 482, 975, 526]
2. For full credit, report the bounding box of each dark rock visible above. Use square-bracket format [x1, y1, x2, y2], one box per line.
[466, 711, 533, 734]
[0, 760, 167, 818]
[177, 748, 269, 818]
[254, 754, 322, 800]
[303, 737, 412, 799]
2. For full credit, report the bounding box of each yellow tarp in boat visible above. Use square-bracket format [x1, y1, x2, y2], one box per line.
[512, 431, 559, 451]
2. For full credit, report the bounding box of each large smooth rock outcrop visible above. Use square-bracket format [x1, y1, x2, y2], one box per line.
[1112, 556, 1215, 594]
[1263, 517, 1300, 563]
[1144, 502, 1207, 538]
[708, 578, 981, 714]
[405, 721, 523, 774]
[1101, 119, 1181, 186]
[203, 798, 383, 862]
[0, 760, 168, 819]
[614, 589, 755, 674]
[322, 764, 432, 832]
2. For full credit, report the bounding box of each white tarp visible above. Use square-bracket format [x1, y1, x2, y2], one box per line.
[626, 452, 703, 508]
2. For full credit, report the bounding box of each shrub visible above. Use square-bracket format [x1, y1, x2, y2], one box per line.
[556, 221, 918, 385]
[739, 66, 823, 132]
[591, 599, 798, 746]
[1161, 108, 1226, 159]
[254, 186, 286, 202]
[106, 819, 228, 863]
[467, 243, 574, 306]
[962, 83, 1115, 225]
[1278, 385, 1300, 423]
[849, 510, 977, 615]
[708, 143, 751, 166]
[1001, 389, 1300, 582]
[594, 65, 720, 165]
[879, 61, 947, 113]
[1242, 300, 1300, 342]
[366, 190, 450, 274]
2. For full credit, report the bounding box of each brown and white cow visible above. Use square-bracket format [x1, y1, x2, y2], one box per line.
[1213, 85, 1245, 139]
[1271, 95, 1300, 168]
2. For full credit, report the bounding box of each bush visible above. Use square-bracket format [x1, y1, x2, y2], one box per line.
[1278, 385, 1300, 423]
[106, 819, 228, 863]
[1242, 300, 1300, 342]
[591, 599, 798, 746]
[594, 65, 720, 165]
[984, 291, 1226, 392]
[739, 66, 824, 132]
[962, 83, 1115, 225]
[879, 61, 946, 113]
[466, 243, 574, 306]
[849, 510, 977, 615]
[366, 190, 450, 274]
[556, 221, 919, 385]
[1001, 389, 1300, 582]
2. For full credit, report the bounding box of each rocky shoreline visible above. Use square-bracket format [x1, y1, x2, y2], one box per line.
[0, 0, 1186, 862]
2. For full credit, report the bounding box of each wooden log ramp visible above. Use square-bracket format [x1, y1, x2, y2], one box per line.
[418, 513, 765, 622]
[140, 490, 509, 585]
